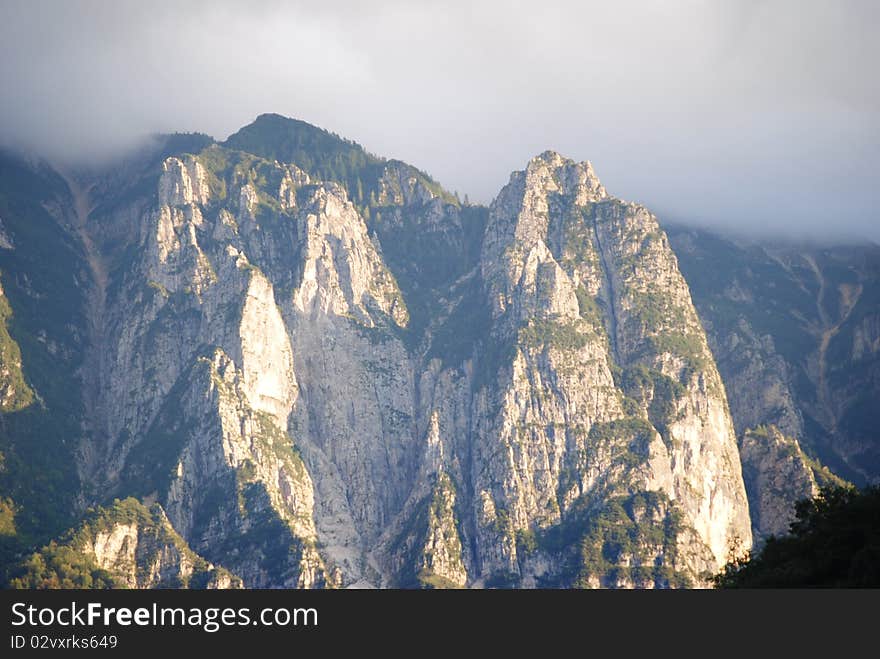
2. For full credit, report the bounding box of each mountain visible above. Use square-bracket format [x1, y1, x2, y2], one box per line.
[0, 114, 870, 588]
[667, 227, 878, 540]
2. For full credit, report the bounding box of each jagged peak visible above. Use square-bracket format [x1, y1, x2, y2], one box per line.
[500, 150, 607, 210]
[529, 149, 568, 167]
[526, 150, 602, 191]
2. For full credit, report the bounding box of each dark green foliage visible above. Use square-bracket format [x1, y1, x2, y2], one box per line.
[194, 143, 232, 200]
[585, 417, 654, 468]
[391, 474, 466, 589]
[715, 485, 880, 587]
[7, 542, 117, 589]
[619, 364, 686, 445]
[628, 290, 685, 329]
[159, 132, 215, 158]
[0, 494, 19, 578]
[575, 286, 605, 328]
[537, 491, 691, 588]
[249, 410, 306, 479]
[225, 113, 380, 175]
[0, 496, 14, 535]
[519, 318, 591, 351]
[224, 115, 459, 239]
[516, 528, 539, 555]
[646, 332, 708, 379]
[492, 507, 511, 535]
[197, 146, 296, 221]
[223, 113, 388, 207]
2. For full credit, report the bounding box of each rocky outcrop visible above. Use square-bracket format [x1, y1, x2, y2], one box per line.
[0, 217, 13, 250]
[11, 498, 242, 589]
[450, 152, 751, 586]
[739, 426, 819, 541]
[739, 424, 850, 543]
[81, 141, 422, 587]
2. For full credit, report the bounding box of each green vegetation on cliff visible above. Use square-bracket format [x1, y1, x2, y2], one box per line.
[224, 113, 385, 206]
[391, 473, 466, 589]
[6, 498, 238, 589]
[0, 291, 33, 411]
[223, 113, 454, 210]
[538, 491, 693, 588]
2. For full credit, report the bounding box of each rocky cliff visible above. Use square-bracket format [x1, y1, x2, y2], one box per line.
[0, 114, 870, 588]
[447, 152, 751, 586]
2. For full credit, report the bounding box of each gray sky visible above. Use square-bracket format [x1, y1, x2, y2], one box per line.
[1, 0, 878, 241]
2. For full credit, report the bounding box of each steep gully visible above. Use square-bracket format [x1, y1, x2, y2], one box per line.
[592, 220, 621, 365]
[803, 254, 862, 470]
[54, 168, 109, 492]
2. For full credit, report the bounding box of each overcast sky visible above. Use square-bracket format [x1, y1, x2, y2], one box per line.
[1, 0, 877, 241]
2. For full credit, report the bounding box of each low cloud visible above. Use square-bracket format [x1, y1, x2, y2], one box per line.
[1, 0, 877, 241]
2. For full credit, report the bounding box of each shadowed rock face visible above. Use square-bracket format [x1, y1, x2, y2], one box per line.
[668, 227, 880, 487]
[738, 426, 819, 542]
[4, 115, 866, 589]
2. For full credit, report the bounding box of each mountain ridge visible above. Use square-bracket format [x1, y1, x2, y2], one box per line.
[0, 114, 871, 588]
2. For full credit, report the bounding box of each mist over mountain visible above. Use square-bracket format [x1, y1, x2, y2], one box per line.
[1, 0, 877, 241]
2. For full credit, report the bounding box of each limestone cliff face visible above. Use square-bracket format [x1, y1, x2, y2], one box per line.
[2, 118, 770, 588]
[667, 231, 805, 443]
[87, 147, 423, 587]
[452, 152, 751, 586]
[59, 140, 753, 588]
